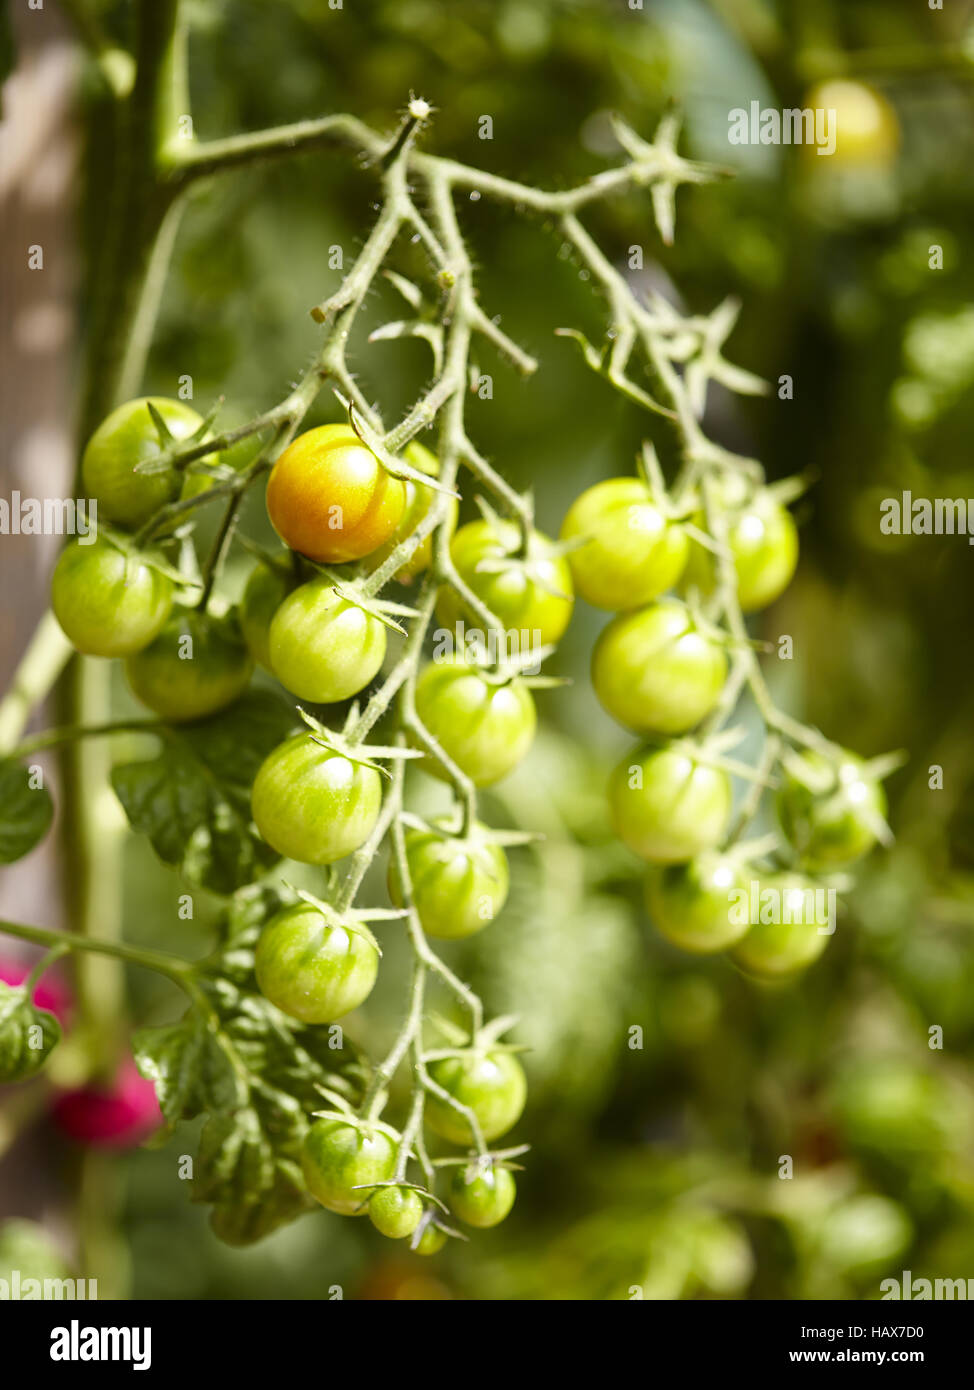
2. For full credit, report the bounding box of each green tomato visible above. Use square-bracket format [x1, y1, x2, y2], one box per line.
[777, 750, 887, 871]
[369, 1186, 424, 1240]
[425, 1049, 527, 1145]
[124, 607, 253, 721]
[388, 819, 509, 940]
[251, 733, 382, 865]
[449, 1164, 516, 1228]
[415, 1222, 448, 1255]
[302, 1117, 398, 1216]
[82, 397, 210, 529]
[729, 873, 832, 979]
[367, 442, 458, 583]
[684, 484, 798, 613]
[239, 562, 294, 672]
[592, 598, 727, 735]
[414, 657, 536, 787]
[254, 902, 378, 1023]
[51, 533, 173, 657]
[609, 744, 732, 864]
[559, 477, 689, 611]
[646, 852, 751, 954]
[268, 576, 386, 703]
[436, 519, 574, 652]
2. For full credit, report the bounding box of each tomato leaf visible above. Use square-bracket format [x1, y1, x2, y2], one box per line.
[110, 691, 297, 894]
[0, 760, 54, 864]
[0, 982, 61, 1083]
[133, 887, 369, 1245]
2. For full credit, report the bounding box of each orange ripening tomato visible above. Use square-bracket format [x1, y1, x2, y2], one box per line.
[265, 423, 407, 564]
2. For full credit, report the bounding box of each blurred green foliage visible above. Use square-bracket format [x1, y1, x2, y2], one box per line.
[5, 0, 974, 1299]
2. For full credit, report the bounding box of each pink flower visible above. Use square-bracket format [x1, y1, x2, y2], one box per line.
[52, 1057, 163, 1149]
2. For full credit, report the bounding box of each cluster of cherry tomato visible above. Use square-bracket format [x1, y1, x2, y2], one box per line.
[55, 396, 565, 1245]
[560, 469, 888, 977]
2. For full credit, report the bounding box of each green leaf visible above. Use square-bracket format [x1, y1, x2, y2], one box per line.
[0, 982, 60, 1083]
[132, 888, 368, 1245]
[0, 761, 54, 864]
[111, 691, 297, 894]
[199, 1110, 309, 1246]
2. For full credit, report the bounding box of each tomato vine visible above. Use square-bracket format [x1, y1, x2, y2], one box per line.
[0, 0, 898, 1263]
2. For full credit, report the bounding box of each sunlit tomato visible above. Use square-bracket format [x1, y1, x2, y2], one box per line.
[124, 607, 253, 721]
[255, 902, 379, 1023]
[388, 819, 509, 940]
[268, 576, 386, 703]
[51, 533, 173, 657]
[683, 482, 798, 613]
[425, 1049, 527, 1145]
[730, 873, 832, 979]
[436, 519, 574, 653]
[251, 733, 382, 865]
[265, 423, 406, 564]
[82, 397, 209, 528]
[239, 561, 294, 672]
[366, 442, 458, 582]
[413, 657, 536, 787]
[559, 477, 689, 611]
[803, 80, 900, 168]
[52, 1056, 162, 1149]
[777, 749, 887, 871]
[449, 1163, 516, 1228]
[609, 744, 732, 863]
[302, 1116, 399, 1216]
[591, 598, 727, 735]
[646, 852, 750, 954]
[369, 1186, 424, 1240]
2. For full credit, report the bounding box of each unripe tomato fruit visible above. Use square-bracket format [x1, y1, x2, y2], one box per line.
[592, 598, 727, 735]
[302, 1116, 398, 1216]
[366, 442, 458, 582]
[803, 80, 900, 168]
[251, 733, 382, 865]
[52, 1057, 162, 1149]
[730, 873, 832, 979]
[369, 1186, 424, 1240]
[239, 562, 293, 672]
[268, 576, 386, 704]
[255, 902, 379, 1023]
[559, 477, 689, 611]
[449, 1164, 516, 1228]
[436, 519, 574, 652]
[51, 534, 173, 657]
[82, 397, 208, 528]
[415, 1222, 448, 1255]
[124, 608, 253, 721]
[646, 852, 751, 954]
[414, 657, 536, 787]
[609, 745, 732, 864]
[683, 485, 798, 613]
[388, 819, 509, 940]
[425, 1049, 527, 1145]
[265, 424, 406, 564]
[777, 750, 887, 871]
